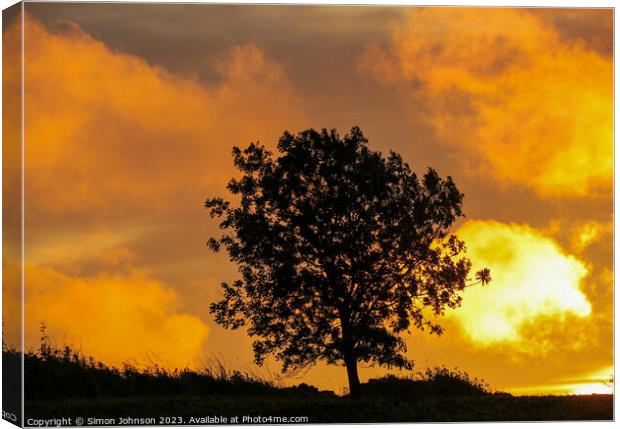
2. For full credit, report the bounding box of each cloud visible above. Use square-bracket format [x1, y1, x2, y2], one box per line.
[569, 220, 613, 253]
[451, 220, 591, 351]
[359, 8, 612, 197]
[2, 17, 22, 350]
[25, 264, 209, 369]
[542, 217, 613, 270]
[20, 15, 307, 220]
[9, 15, 308, 366]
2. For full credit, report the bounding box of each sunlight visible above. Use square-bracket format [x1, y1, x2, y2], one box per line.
[509, 382, 613, 396]
[452, 220, 591, 347]
[571, 383, 613, 395]
[567, 366, 614, 395]
[507, 366, 614, 396]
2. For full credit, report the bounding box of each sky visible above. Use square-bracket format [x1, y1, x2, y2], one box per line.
[2, 4, 613, 395]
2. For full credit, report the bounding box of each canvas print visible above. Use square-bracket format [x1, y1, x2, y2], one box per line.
[2, 2, 614, 425]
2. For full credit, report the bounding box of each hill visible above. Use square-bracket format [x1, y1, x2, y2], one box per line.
[6, 344, 613, 423]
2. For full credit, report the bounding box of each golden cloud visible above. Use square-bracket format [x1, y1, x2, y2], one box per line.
[20, 15, 307, 219]
[541, 218, 613, 259]
[9, 15, 309, 366]
[360, 8, 612, 197]
[569, 220, 613, 253]
[451, 220, 592, 350]
[25, 263, 209, 369]
[3, 17, 22, 351]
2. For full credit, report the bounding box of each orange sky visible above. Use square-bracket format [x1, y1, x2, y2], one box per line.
[3, 5, 613, 396]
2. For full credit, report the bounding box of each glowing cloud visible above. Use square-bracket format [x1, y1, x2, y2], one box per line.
[570, 220, 612, 253]
[11, 16, 308, 366]
[452, 220, 591, 347]
[20, 16, 307, 219]
[360, 8, 612, 197]
[25, 264, 209, 369]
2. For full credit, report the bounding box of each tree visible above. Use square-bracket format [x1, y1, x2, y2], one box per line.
[205, 127, 490, 398]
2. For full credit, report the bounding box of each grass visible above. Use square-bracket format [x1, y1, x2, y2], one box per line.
[5, 338, 613, 423]
[25, 392, 613, 423]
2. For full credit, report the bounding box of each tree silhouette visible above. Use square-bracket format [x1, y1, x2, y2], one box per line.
[205, 127, 490, 398]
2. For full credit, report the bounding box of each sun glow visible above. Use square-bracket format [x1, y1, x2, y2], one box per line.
[571, 383, 613, 395]
[509, 383, 613, 396]
[509, 367, 614, 396]
[452, 220, 591, 348]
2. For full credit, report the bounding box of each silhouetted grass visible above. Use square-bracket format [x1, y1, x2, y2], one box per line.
[8, 338, 613, 423]
[363, 367, 492, 398]
[23, 341, 326, 401]
[22, 340, 492, 402]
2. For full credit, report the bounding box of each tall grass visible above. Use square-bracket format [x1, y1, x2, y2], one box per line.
[22, 327, 290, 401]
[16, 326, 497, 402]
[362, 367, 493, 398]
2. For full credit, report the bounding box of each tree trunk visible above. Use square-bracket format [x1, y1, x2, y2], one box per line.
[340, 309, 361, 398]
[345, 355, 361, 398]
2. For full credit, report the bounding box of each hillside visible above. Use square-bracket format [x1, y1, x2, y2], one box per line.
[7, 345, 612, 423]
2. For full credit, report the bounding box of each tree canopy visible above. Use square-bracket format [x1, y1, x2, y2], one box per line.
[205, 127, 490, 397]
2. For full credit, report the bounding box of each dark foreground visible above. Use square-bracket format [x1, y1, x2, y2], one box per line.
[26, 394, 613, 424]
[6, 347, 613, 424]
